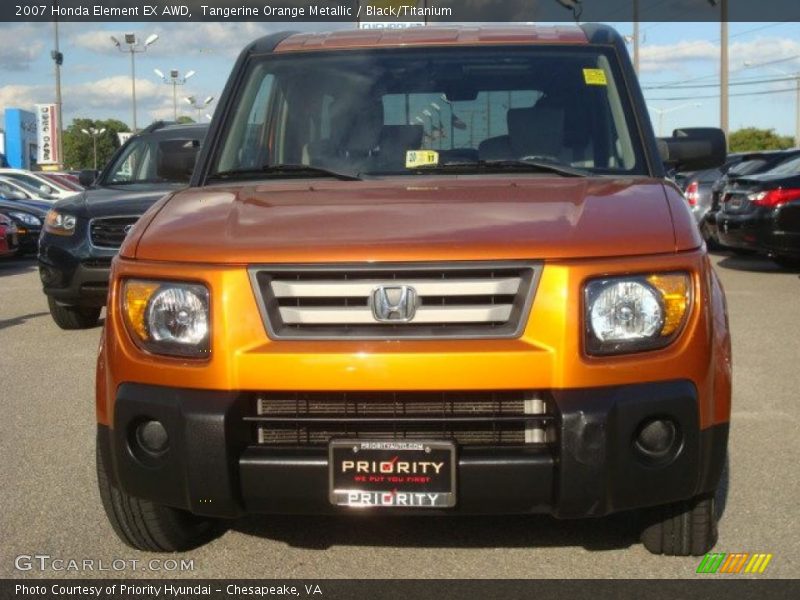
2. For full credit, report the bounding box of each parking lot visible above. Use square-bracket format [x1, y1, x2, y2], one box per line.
[1, 251, 798, 579]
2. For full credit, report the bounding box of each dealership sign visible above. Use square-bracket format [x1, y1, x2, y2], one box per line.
[35, 103, 61, 165]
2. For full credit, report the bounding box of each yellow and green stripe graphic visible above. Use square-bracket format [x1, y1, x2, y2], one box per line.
[696, 553, 773, 574]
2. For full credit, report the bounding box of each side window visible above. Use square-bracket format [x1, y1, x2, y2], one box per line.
[240, 74, 276, 169]
[217, 71, 277, 172]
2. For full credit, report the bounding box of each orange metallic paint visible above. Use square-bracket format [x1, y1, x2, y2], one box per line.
[121, 177, 693, 264]
[272, 27, 589, 54]
[98, 243, 731, 432]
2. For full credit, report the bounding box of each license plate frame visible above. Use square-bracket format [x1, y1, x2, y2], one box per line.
[328, 439, 456, 509]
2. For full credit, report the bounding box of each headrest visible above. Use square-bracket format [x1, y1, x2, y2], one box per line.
[379, 125, 424, 150]
[507, 105, 565, 158]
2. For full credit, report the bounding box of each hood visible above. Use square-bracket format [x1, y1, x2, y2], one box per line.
[129, 176, 682, 263]
[53, 183, 182, 219]
[0, 200, 48, 217]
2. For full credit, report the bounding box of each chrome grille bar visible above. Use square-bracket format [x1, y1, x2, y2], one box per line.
[249, 262, 541, 340]
[271, 277, 522, 298]
[279, 304, 513, 325]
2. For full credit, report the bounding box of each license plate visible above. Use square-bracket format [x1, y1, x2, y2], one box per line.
[329, 440, 456, 508]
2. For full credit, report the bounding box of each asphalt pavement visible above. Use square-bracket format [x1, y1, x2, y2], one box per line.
[1, 252, 798, 579]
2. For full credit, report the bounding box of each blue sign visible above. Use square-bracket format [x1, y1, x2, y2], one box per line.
[3, 108, 38, 169]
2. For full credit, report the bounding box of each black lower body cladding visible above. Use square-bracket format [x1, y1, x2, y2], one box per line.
[99, 380, 728, 519]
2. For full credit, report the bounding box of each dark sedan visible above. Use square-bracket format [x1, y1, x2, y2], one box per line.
[39, 121, 207, 329]
[705, 150, 800, 247]
[0, 198, 46, 255]
[716, 154, 800, 269]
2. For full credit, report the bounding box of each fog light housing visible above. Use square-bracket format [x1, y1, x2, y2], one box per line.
[135, 420, 169, 455]
[634, 418, 681, 464]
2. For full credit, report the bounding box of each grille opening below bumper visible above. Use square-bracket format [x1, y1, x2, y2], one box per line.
[246, 391, 556, 447]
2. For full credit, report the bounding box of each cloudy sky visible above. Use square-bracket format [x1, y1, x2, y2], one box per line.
[1, 20, 800, 136]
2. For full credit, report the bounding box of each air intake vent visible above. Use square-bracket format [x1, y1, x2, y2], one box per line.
[246, 390, 555, 447]
[249, 262, 540, 340]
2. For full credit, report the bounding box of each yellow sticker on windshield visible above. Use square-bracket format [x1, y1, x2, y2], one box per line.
[583, 68, 608, 86]
[406, 150, 439, 168]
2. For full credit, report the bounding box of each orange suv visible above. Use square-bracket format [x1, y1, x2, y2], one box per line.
[96, 25, 731, 556]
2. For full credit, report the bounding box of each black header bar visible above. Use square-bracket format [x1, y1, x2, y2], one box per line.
[4, 0, 800, 23]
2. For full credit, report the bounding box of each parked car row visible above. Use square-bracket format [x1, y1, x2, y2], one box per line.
[678, 148, 800, 268]
[38, 121, 208, 328]
[0, 166, 67, 258]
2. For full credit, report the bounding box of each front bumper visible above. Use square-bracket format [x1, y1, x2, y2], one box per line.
[99, 380, 728, 519]
[716, 204, 800, 258]
[38, 233, 115, 307]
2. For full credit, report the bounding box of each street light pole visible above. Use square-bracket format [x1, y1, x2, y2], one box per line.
[796, 75, 800, 147]
[720, 0, 729, 139]
[744, 61, 800, 147]
[648, 103, 703, 136]
[52, 18, 64, 168]
[81, 127, 106, 171]
[111, 33, 159, 132]
[184, 95, 215, 123]
[155, 69, 195, 121]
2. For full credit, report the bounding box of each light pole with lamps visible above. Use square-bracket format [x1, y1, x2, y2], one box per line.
[154, 68, 195, 121]
[184, 96, 215, 122]
[111, 33, 159, 132]
[744, 61, 800, 147]
[648, 103, 702, 136]
[81, 127, 106, 170]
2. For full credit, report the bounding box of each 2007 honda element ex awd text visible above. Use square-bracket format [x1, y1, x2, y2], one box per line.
[95, 24, 732, 556]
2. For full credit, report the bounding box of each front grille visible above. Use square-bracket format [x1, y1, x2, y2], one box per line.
[250, 262, 540, 340]
[246, 391, 555, 447]
[89, 216, 139, 248]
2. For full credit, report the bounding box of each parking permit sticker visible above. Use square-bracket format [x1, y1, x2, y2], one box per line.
[583, 68, 608, 86]
[406, 150, 439, 168]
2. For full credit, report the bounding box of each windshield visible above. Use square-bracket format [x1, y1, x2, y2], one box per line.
[0, 178, 45, 198]
[211, 46, 646, 180]
[104, 132, 203, 185]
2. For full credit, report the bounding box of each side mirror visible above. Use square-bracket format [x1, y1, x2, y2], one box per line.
[658, 127, 727, 172]
[10, 190, 27, 200]
[79, 169, 98, 187]
[155, 139, 201, 182]
[39, 184, 53, 194]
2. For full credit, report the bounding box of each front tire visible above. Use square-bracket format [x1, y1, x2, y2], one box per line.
[640, 494, 718, 556]
[96, 432, 222, 552]
[48, 296, 101, 329]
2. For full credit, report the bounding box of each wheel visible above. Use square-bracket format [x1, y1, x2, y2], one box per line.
[772, 255, 800, 270]
[47, 296, 101, 329]
[640, 493, 718, 556]
[96, 430, 222, 552]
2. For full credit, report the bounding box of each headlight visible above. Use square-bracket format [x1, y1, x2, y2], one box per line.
[8, 211, 42, 227]
[44, 210, 76, 236]
[122, 280, 210, 358]
[584, 273, 691, 355]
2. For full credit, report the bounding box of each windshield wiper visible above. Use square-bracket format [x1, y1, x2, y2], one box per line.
[209, 163, 361, 182]
[405, 159, 592, 178]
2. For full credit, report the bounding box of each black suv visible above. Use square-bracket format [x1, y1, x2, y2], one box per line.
[39, 122, 208, 329]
